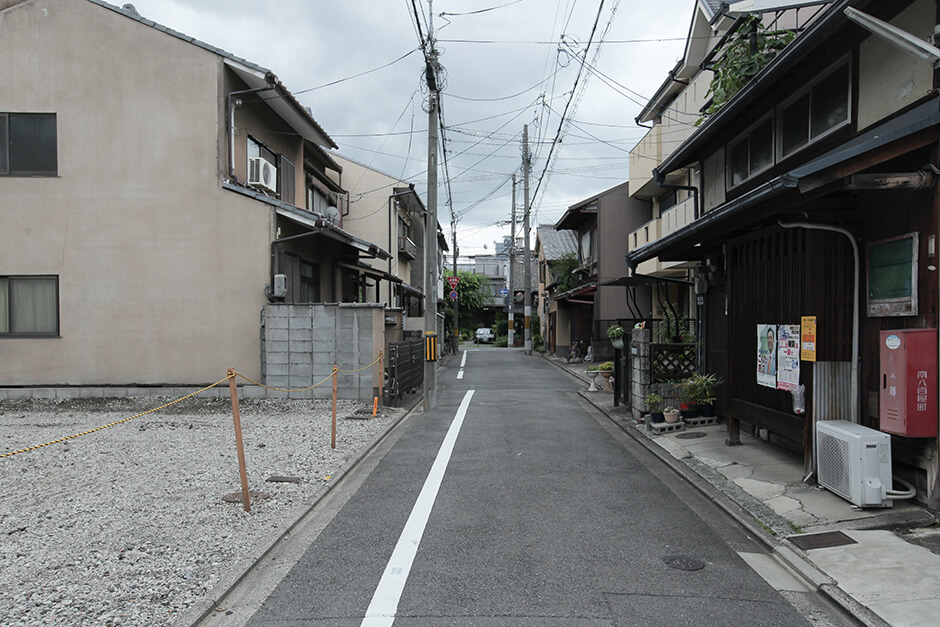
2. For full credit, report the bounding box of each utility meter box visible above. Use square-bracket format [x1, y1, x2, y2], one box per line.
[880, 329, 938, 437]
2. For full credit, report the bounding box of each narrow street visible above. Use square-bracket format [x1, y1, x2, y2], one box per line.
[210, 349, 853, 626]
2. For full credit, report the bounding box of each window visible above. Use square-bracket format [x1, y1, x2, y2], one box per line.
[580, 229, 596, 265]
[868, 233, 918, 317]
[0, 276, 59, 335]
[779, 59, 850, 159]
[0, 113, 57, 176]
[728, 116, 773, 188]
[300, 261, 320, 303]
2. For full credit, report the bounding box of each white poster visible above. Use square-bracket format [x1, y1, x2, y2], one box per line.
[776, 324, 801, 392]
[757, 324, 777, 388]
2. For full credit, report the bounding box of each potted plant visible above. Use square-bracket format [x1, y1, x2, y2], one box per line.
[596, 361, 614, 390]
[607, 325, 625, 350]
[677, 381, 699, 419]
[645, 393, 665, 423]
[687, 372, 724, 417]
[663, 406, 681, 424]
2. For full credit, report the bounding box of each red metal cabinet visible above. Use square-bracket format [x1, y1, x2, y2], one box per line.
[880, 329, 938, 437]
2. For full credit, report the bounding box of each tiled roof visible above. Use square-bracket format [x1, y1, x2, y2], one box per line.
[537, 225, 578, 261]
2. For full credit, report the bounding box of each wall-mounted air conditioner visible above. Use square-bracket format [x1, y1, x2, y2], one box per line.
[248, 157, 277, 193]
[816, 420, 892, 508]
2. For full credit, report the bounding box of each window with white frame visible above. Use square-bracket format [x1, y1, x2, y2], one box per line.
[0, 276, 59, 336]
[0, 113, 57, 176]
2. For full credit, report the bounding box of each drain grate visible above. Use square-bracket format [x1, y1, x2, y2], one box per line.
[787, 531, 857, 550]
[675, 431, 707, 440]
[663, 555, 705, 571]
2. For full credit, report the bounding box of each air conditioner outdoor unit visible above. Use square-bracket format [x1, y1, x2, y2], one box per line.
[248, 157, 277, 192]
[815, 420, 892, 508]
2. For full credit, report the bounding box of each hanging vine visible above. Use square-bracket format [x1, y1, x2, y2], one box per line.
[698, 15, 796, 124]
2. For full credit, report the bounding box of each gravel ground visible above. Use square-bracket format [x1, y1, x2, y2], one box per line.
[0, 396, 404, 626]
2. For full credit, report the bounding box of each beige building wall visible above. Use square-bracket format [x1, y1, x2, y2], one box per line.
[0, 0, 271, 385]
[857, 0, 934, 131]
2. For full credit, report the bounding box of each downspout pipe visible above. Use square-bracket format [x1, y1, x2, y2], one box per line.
[778, 219, 860, 423]
[388, 188, 415, 306]
[227, 73, 276, 181]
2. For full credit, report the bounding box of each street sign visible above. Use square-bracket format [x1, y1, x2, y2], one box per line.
[498, 288, 509, 296]
[449, 290, 458, 300]
[447, 276, 460, 289]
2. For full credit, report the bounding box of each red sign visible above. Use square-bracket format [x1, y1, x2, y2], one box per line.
[447, 276, 460, 289]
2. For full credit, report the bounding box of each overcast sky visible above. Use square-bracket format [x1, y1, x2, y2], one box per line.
[128, 0, 695, 256]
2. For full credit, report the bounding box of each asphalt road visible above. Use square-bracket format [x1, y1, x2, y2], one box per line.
[225, 347, 853, 626]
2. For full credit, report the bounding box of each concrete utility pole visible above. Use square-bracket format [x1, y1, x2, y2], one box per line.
[423, 10, 440, 410]
[508, 174, 516, 347]
[523, 125, 532, 355]
[452, 209, 458, 355]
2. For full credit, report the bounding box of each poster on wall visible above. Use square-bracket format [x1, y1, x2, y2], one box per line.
[800, 316, 817, 361]
[777, 324, 802, 391]
[757, 324, 777, 388]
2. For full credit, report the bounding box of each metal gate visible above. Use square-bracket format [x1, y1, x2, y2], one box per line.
[386, 337, 424, 404]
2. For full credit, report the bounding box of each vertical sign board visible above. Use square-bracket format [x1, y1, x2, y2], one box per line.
[800, 316, 816, 362]
[880, 328, 937, 437]
[776, 325, 801, 391]
[757, 324, 777, 388]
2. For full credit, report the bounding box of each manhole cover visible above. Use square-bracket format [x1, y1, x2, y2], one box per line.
[788, 531, 857, 550]
[675, 431, 707, 439]
[663, 555, 705, 571]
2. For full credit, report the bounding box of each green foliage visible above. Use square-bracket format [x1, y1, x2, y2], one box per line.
[698, 15, 795, 123]
[550, 253, 579, 293]
[494, 335, 508, 347]
[645, 392, 664, 411]
[597, 361, 614, 371]
[443, 270, 488, 330]
[533, 333, 543, 350]
[606, 325, 625, 341]
[681, 372, 725, 405]
[657, 305, 695, 343]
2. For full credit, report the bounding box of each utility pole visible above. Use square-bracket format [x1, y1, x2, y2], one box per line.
[523, 125, 532, 355]
[452, 209, 458, 355]
[508, 175, 516, 348]
[423, 6, 440, 410]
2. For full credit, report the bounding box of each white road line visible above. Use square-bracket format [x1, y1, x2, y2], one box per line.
[457, 370, 464, 379]
[361, 389, 475, 626]
[460, 352, 468, 368]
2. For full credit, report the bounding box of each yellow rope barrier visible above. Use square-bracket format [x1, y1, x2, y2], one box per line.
[337, 352, 384, 374]
[234, 369, 337, 393]
[0, 375, 232, 459]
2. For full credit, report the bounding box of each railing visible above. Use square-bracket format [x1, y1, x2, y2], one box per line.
[398, 236, 417, 260]
[386, 337, 424, 402]
[651, 343, 696, 382]
[661, 195, 696, 238]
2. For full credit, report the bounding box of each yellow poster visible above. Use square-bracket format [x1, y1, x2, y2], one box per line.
[801, 316, 816, 362]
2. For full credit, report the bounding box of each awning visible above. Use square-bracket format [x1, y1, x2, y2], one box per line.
[224, 182, 392, 261]
[337, 260, 402, 284]
[553, 282, 596, 303]
[398, 283, 424, 298]
[599, 274, 693, 288]
[629, 95, 940, 267]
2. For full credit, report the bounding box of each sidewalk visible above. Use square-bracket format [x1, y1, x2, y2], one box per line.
[543, 352, 940, 627]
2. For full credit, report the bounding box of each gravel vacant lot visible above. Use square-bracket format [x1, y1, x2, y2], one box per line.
[0, 396, 404, 626]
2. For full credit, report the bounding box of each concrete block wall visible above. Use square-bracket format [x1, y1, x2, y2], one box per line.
[262, 303, 383, 401]
[629, 328, 680, 420]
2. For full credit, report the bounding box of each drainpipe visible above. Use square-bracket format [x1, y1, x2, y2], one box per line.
[388, 188, 414, 306]
[778, 219, 860, 423]
[227, 74, 276, 181]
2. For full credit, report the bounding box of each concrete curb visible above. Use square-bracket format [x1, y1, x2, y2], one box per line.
[177, 396, 423, 627]
[542, 354, 880, 626]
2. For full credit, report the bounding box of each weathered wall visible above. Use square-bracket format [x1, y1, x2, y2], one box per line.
[262, 303, 383, 400]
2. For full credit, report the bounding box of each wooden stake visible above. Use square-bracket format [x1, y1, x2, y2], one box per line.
[227, 368, 251, 512]
[331, 365, 338, 449]
[373, 396, 378, 417]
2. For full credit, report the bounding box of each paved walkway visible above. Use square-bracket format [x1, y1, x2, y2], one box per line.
[543, 352, 940, 627]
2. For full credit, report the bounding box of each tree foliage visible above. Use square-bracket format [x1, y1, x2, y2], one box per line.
[550, 253, 580, 293]
[443, 270, 488, 331]
[698, 15, 795, 124]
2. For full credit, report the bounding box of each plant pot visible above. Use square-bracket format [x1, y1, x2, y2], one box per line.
[663, 410, 680, 423]
[699, 403, 715, 417]
[610, 338, 624, 350]
[585, 370, 600, 392]
[680, 408, 699, 419]
[599, 371, 613, 390]
[649, 411, 665, 423]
